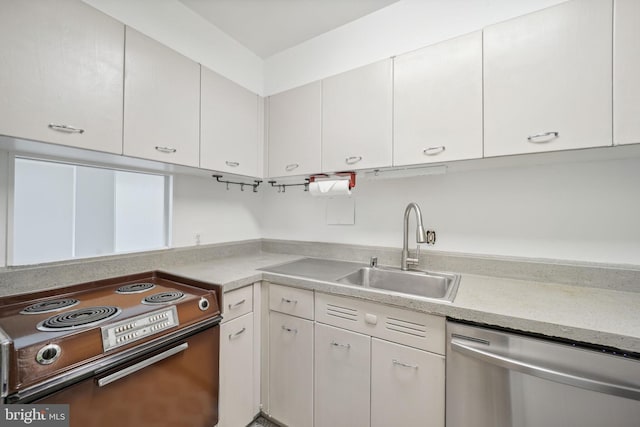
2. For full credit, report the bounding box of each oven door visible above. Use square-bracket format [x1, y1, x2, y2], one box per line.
[33, 325, 219, 427]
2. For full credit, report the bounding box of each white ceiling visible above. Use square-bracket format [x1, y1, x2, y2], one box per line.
[179, 0, 401, 59]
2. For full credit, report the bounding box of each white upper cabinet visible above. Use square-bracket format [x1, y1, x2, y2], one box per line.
[0, 0, 124, 154]
[484, 0, 613, 157]
[394, 31, 483, 166]
[268, 82, 322, 178]
[322, 60, 393, 172]
[123, 28, 200, 167]
[201, 67, 259, 177]
[614, 0, 640, 145]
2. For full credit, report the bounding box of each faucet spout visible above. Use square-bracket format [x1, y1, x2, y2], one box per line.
[402, 202, 427, 271]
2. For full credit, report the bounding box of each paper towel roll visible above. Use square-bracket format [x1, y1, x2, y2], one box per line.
[309, 179, 351, 197]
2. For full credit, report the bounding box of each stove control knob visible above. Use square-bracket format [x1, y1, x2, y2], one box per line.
[198, 297, 210, 311]
[36, 344, 61, 365]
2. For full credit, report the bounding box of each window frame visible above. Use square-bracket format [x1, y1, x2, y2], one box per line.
[5, 152, 173, 266]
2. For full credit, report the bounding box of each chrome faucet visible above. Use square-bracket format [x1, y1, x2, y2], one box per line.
[401, 202, 428, 271]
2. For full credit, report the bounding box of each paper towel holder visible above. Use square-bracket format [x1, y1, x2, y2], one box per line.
[310, 172, 356, 190]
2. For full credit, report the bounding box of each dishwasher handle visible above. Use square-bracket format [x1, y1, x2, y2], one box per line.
[98, 343, 188, 387]
[451, 339, 640, 401]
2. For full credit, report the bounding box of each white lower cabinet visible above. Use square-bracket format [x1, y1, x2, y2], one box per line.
[218, 284, 259, 427]
[370, 338, 445, 427]
[314, 323, 371, 427]
[265, 288, 445, 427]
[219, 312, 255, 427]
[269, 311, 314, 427]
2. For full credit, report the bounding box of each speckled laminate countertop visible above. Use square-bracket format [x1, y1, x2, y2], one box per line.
[165, 253, 640, 354]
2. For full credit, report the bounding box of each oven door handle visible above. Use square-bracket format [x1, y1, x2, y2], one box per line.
[97, 343, 189, 387]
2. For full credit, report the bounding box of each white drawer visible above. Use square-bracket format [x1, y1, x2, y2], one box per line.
[269, 283, 314, 320]
[315, 292, 445, 354]
[222, 285, 253, 323]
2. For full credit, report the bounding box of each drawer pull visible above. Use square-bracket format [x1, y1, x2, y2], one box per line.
[285, 163, 299, 171]
[281, 298, 298, 304]
[330, 341, 351, 349]
[281, 325, 298, 334]
[345, 156, 363, 165]
[527, 131, 559, 143]
[228, 299, 246, 310]
[155, 146, 177, 153]
[423, 146, 446, 156]
[228, 327, 246, 340]
[48, 123, 85, 134]
[225, 161, 240, 167]
[392, 359, 419, 369]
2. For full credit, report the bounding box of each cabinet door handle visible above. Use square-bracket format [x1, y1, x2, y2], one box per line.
[48, 123, 85, 134]
[155, 146, 177, 153]
[527, 131, 559, 143]
[285, 163, 299, 172]
[228, 327, 246, 340]
[423, 146, 446, 156]
[226, 161, 240, 167]
[330, 341, 351, 349]
[281, 325, 298, 334]
[228, 299, 246, 310]
[345, 156, 363, 164]
[281, 297, 298, 304]
[392, 359, 418, 369]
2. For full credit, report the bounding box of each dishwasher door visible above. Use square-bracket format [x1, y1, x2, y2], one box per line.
[446, 321, 640, 427]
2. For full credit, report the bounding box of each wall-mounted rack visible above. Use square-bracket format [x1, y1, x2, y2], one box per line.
[267, 178, 310, 193]
[212, 174, 262, 192]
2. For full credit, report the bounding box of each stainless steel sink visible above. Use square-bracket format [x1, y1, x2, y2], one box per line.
[260, 258, 461, 303]
[336, 267, 460, 303]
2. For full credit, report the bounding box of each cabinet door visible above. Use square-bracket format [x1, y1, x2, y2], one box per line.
[484, 0, 613, 157]
[371, 338, 445, 427]
[614, 0, 640, 145]
[123, 28, 200, 167]
[269, 312, 313, 427]
[201, 67, 259, 176]
[268, 82, 322, 177]
[219, 313, 255, 427]
[314, 323, 370, 427]
[0, 0, 123, 154]
[394, 32, 482, 166]
[322, 60, 393, 172]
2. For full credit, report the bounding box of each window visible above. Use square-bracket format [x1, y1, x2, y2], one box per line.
[11, 157, 171, 265]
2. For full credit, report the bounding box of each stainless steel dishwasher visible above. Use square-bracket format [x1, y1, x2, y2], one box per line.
[446, 321, 640, 427]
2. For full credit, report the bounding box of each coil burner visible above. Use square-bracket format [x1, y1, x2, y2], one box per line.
[116, 283, 156, 294]
[142, 291, 185, 305]
[20, 298, 79, 314]
[37, 306, 121, 331]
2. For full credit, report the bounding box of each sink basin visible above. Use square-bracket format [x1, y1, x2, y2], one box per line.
[336, 267, 460, 302]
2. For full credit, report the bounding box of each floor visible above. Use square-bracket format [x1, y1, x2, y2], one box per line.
[249, 416, 281, 427]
